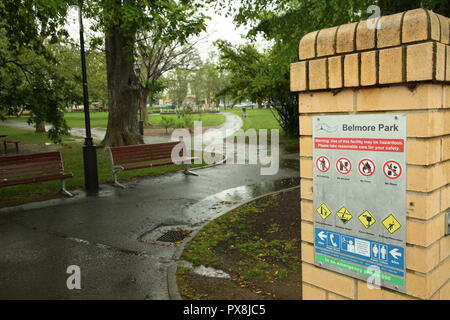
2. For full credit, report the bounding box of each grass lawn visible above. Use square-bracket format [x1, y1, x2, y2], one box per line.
[0, 125, 204, 208]
[177, 189, 301, 300]
[226, 108, 298, 147]
[0, 125, 76, 145]
[147, 113, 226, 129]
[6, 109, 297, 146]
[227, 108, 281, 131]
[6, 111, 227, 129]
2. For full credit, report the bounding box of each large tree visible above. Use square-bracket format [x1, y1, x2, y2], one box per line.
[191, 57, 226, 108]
[83, 0, 206, 146]
[166, 68, 189, 107]
[213, 0, 450, 138]
[0, 0, 73, 139]
[212, 0, 377, 138]
[0, 0, 206, 146]
[136, 30, 200, 126]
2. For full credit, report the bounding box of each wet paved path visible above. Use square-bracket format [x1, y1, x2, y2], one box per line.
[0, 160, 298, 299]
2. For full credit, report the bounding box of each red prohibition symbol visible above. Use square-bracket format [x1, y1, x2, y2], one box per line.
[358, 159, 376, 177]
[336, 157, 352, 175]
[383, 160, 402, 179]
[316, 156, 331, 173]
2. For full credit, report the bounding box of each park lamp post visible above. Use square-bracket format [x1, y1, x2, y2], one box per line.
[78, 1, 99, 193]
[134, 62, 144, 136]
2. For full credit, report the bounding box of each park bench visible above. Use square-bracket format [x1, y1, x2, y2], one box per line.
[108, 141, 198, 188]
[3, 140, 21, 153]
[0, 151, 74, 196]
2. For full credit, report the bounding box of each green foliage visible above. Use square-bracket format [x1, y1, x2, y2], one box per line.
[378, 0, 450, 16]
[0, 0, 207, 144]
[212, 0, 450, 139]
[0, 0, 69, 53]
[0, 35, 77, 142]
[0, 125, 208, 207]
[179, 109, 194, 130]
[166, 68, 189, 106]
[191, 57, 228, 107]
[160, 115, 176, 133]
[182, 193, 300, 287]
[216, 40, 299, 137]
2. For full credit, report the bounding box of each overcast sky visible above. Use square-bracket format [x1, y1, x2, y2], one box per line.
[66, 4, 251, 61]
[195, 5, 251, 60]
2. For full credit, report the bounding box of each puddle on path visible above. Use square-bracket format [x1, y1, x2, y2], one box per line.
[185, 177, 299, 225]
[180, 261, 231, 279]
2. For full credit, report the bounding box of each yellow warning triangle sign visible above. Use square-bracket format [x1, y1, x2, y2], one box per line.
[336, 207, 353, 224]
[358, 210, 376, 229]
[316, 203, 332, 220]
[382, 214, 402, 234]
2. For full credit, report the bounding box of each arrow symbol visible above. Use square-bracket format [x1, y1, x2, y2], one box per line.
[318, 231, 327, 241]
[390, 248, 402, 260]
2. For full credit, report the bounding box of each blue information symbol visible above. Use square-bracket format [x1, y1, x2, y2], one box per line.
[327, 232, 340, 251]
[371, 243, 388, 262]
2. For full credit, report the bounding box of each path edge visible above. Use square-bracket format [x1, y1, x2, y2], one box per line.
[167, 185, 300, 300]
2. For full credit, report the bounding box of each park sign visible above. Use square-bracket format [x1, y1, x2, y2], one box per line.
[312, 114, 407, 293]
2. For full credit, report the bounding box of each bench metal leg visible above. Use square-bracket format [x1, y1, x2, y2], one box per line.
[60, 179, 74, 197]
[113, 170, 126, 188]
[183, 164, 198, 176]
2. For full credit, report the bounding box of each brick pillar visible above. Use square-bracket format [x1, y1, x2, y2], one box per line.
[291, 8, 449, 300]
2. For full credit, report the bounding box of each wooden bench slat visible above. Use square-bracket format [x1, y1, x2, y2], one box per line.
[147, 154, 174, 161]
[113, 151, 174, 162]
[111, 142, 178, 151]
[0, 173, 73, 187]
[0, 160, 62, 172]
[0, 165, 63, 179]
[112, 147, 183, 160]
[0, 151, 60, 162]
[0, 158, 62, 169]
[122, 160, 175, 171]
[0, 152, 73, 192]
[111, 151, 177, 160]
[113, 153, 177, 165]
[111, 147, 177, 159]
[112, 150, 180, 165]
[0, 153, 61, 166]
[113, 155, 153, 163]
[109, 142, 196, 186]
[112, 150, 153, 159]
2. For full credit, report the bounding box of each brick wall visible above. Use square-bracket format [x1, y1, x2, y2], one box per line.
[291, 8, 449, 300]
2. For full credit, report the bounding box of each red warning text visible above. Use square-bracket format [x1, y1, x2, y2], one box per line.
[314, 138, 404, 152]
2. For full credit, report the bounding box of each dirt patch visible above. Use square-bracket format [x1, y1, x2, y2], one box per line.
[177, 188, 301, 300]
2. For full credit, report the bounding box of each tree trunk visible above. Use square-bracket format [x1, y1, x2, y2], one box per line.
[102, 23, 143, 147]
[35, 121, 46, 133]
[140, 86, 151, 126]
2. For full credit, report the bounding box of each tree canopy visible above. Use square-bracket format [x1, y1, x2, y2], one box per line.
[0, 0, 207, 145]
[212, 0, 450, 138]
